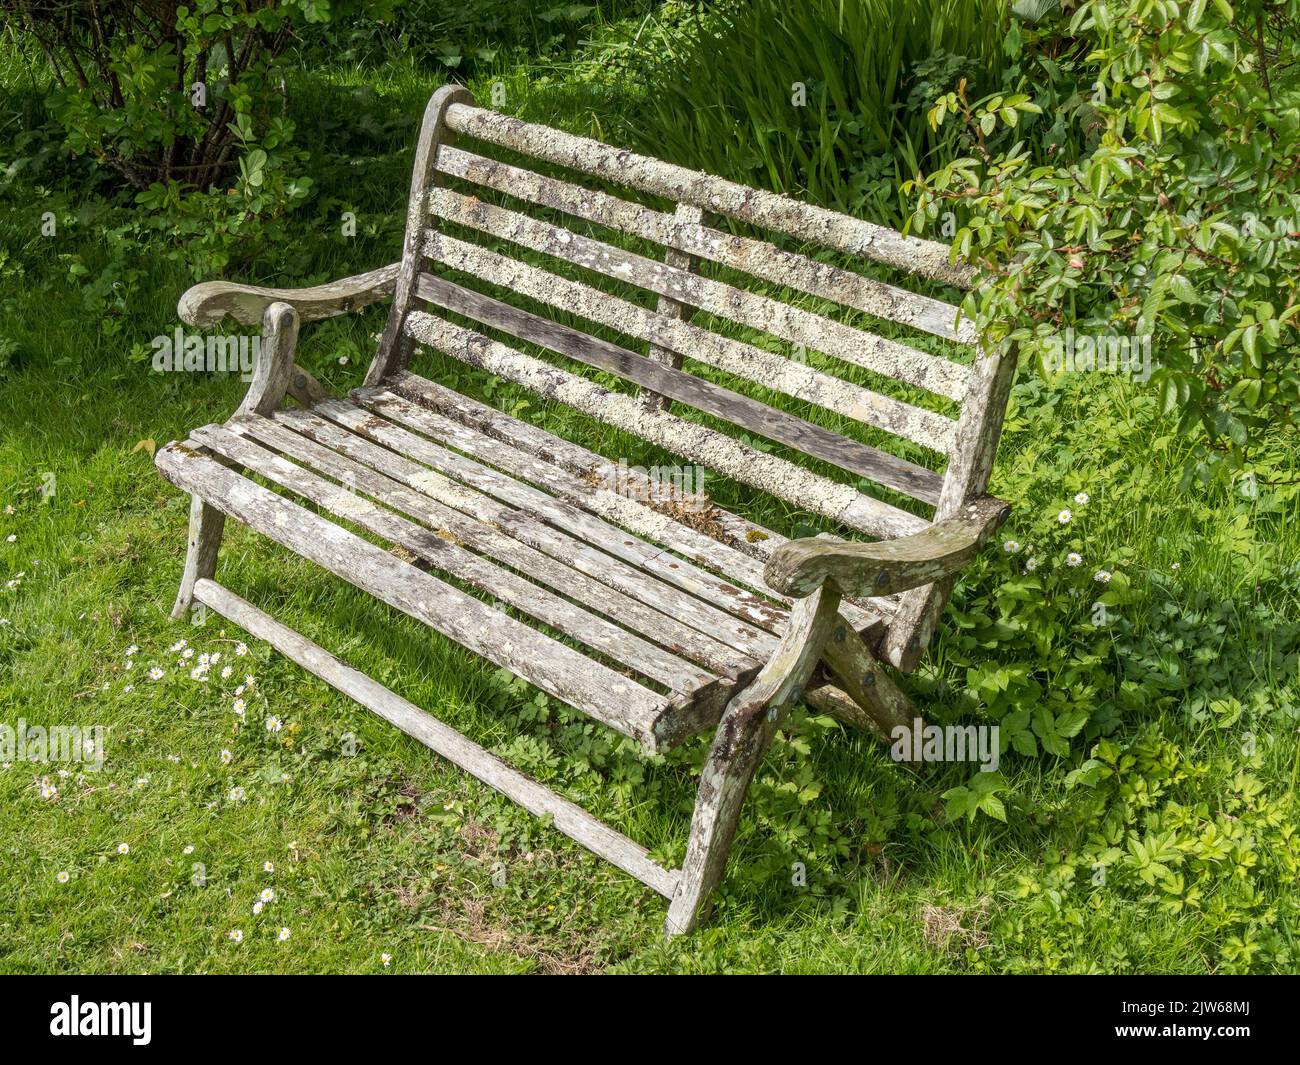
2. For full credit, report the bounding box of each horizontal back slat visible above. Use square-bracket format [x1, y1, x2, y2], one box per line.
[442, 103, 976, 289]
[415, 271, 944, 503]
[435, 145, 975, 345]
[428, 187, 969, 401]
[403, 310, 930, 540]
[422, 232, 957, 452]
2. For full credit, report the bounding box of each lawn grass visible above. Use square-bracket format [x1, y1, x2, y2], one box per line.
[1, 9, 1297, 974]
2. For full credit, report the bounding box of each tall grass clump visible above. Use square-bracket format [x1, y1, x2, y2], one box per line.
[629, 0, 1009, 224]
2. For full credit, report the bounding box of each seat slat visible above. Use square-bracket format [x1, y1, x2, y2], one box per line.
[416, 271, 944, 504]
[226, 410, 757, 678]
[155, 440, 669, 746]
[441, 102, 976, 288]
[403, 309, 931, 540]
[427, 187, 970, 402]
[435, 144, 976, 345]
[288, 400, 785, 652]
[420, 236, 956, 452]
[380, 371, 896, 632]
[188, 421, 720, 695]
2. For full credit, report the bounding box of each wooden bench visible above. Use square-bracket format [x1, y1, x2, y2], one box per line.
[155, 85, 1015, 937]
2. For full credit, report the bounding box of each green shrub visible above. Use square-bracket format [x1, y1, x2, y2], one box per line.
[909, 0, 1300, 484]
[626, 0, 1010, 224]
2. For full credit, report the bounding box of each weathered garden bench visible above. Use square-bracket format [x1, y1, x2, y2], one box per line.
[155, 86, 1015, 936]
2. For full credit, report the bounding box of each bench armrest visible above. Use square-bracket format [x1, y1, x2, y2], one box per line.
[764, 495, 1011, 599]
[178, 263, 401, 328]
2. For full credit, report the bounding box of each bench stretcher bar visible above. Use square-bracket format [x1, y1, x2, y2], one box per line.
[191, 577, 681, 900]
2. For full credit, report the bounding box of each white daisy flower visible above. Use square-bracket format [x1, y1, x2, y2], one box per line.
[381, 953, 392, 968]
[123, 684, 134, 693]
[235, 642, 248, 657]
[278, 927, 291, 941]
[263, 861, 275, 873]
[220, 665, 233, 679]
[1074, 491, 1090, 505]
[228, 929, 243, 943]
[229, 786, 246, 802]
[1171, 562, 1181, 570]
[252, 901, 264, 915]
[190, 666, 208, 681]
[170, 639, 188, 653]
[220, 749, 233, 765]
[198, 653, 210, 667]
[148, 666, 164, 680]
[116, 843, 130, 855]
[40, 781, 57, 799]
[1024, 557, 1039, 572]
[233, 699, 246, 718]
[265, 716, 283, 733]
[182, 647, 194, 659]
[234, 684, 245, 697]
[5, 534, 15, 543]
[183, 845, 195, 856]
[1057, 509, 1072, 524]
[56, 870, 70, 884]
[135, 776, 149, 788]
[0, 618, 9, 626]
[1003, 540, 1020, 554]
[125, 644, 139, 656]
[260, 888, 275, 903]
[1094, 570, 1112, 583]
[1066, 552, 1083, 567]
[210, 652, 222, 664]
[245, 675, 256, 687]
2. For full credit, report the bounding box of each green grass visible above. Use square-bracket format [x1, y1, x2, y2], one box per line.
[2, 8, 1298, 974]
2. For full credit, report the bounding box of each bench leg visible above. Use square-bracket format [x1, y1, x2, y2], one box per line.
[665, 586, 842, 937]
[171, 494, 226, 620]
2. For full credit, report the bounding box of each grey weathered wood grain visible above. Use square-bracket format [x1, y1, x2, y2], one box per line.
[365, 84, 474, 388]
[234, 302, 300, 418]
[170, 493, 225, 621]
[643, 202, 703, 412]
[764, 494, 1009, 598]
[188, 421, 716, 694]
[225, 411, 755, 680]
[884, 344, 1020, 671]
[415, 271, 945, 503]
[420, 235, 957, 451]
[403, 310, 931, 540]
[435, 144, 975, 343]
[383, 372, 896, 633]
[820, 620, 920, 741]
[665, 584, 843, 936]
[178, 262, 399, 328]
[192, 578, 680, 897]
[284, 400, 784, 654]
[426, 188, 970, 401]
[155, 439, 670, 747]
[441, 103, 977, 288]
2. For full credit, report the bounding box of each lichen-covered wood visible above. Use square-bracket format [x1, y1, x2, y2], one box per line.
[156, 85, 1015, 939]
[764, 495, 1011, 598]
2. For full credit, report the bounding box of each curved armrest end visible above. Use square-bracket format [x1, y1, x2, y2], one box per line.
[766, 496, 1010, 598]
[178, 263, 401, 328]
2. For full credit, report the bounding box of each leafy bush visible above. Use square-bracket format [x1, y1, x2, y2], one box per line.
[909, 0, 1300, 483]
[626, 0, 1009, 224]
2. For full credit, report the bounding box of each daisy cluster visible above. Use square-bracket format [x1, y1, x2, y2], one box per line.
[1001, 490, 1120, 583]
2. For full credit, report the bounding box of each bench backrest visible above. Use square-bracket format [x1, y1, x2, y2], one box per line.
[367, 86, 1017, 669]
